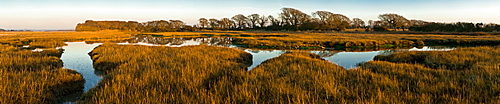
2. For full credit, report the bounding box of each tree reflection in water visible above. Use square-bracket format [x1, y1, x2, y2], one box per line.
[127, 36, 234, 47]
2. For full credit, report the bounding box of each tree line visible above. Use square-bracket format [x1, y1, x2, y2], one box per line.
[76, 7, 500, 32]
[76, 20, 197, 32]
[409, 22, 500, 32]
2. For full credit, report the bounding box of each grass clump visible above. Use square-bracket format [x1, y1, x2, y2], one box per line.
[238, 52, 347, 103]
[0, 45, 85, 103]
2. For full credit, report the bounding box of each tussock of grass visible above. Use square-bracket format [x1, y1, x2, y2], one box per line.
[0, 45, 85, 103]
[237, 52, 347, 103]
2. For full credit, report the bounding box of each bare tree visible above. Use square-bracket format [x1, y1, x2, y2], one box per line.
[331, 14, 351, 31]
[410, 19, 427, 27]
[367, 20, 374, 28]
[312, 11, 330, 25]
[378, 13, 410, 31]
[169, 20, 185, 29]
[268, 15, 280, 27]
[247, 14, 260, 28]
[280, 7, 311, 29]
[219, 18, 233, 29]
[232, 14, 248, 29]
[198, 18, 208, 29]
[351, 18, 365, 28]
[257, 15, 268, 28]
[312, 11, 350, 31]
[208, 18, 219, 29]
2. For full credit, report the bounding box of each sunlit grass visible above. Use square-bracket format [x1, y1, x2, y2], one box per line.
[1, 31, 499, 103]
[0, 45, 85, 103]
[80, 45, 500, 103]
[0, 31, 134, 48]
[79, 43, 252, 103]
[233, 32, 500, 49]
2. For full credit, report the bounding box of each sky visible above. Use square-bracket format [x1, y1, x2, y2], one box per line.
[1, 0, 500, 30]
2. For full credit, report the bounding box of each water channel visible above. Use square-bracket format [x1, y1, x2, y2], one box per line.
[58, 36, 455, 102]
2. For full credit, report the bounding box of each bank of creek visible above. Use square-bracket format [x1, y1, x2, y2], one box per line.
[58, 36, 455, 102]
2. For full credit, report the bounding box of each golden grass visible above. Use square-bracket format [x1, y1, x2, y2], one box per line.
[1, 31, 499, 103]
[2, 31, 498, 50]
[233, 52, 347, 103]
[233, 32, 500, 49]
[0, 31, 134, 48]
[0, 45, 85, 103]
[375, 46, 500, 70]
[80, 44, 500, 103]
[79, 43, 252, 103]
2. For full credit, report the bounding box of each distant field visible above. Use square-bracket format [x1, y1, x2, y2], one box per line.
[0, 31, 133, 48]
[1, 31, 498, 50]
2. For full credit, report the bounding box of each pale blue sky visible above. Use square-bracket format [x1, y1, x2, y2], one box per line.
[1, 0, 499, 29]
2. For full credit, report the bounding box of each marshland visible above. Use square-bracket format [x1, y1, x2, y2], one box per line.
[2, 3, 500, 103]
[1, 30, 499, 103]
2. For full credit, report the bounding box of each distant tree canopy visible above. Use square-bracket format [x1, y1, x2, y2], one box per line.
[410, 22, 500, 32]
[378, 13, 411, 31]
[76, 20, 194, 32]
[75, 7, 500, 32]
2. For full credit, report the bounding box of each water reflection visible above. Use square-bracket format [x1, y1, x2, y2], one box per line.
[118, 36, 457, 70]
[60, 42, 103, 92]
[244, 49, 287, 70]
[123, 36, 234, 47]
[312, 46, 456, 69]
[312, 51, 382, 69]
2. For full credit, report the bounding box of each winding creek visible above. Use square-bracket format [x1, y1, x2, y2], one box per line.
[60, 42, 103, 92]
[57, 37, 456, 102]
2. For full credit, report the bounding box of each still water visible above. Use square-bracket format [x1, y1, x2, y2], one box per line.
[60, 42, 103, 92]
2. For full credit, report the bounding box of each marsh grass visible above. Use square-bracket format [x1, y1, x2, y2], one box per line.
[82, 44, 500, 103]
[0, 45, 85, 103]
[234, 52, 348, 103]
[0, 31, 133, 48]
[361, 46, 500, 103]
[2, 31, 498, 103]
[233, 32, 500, 49]
[79, 43, 252, 103]
[374, 46, 500, 70]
